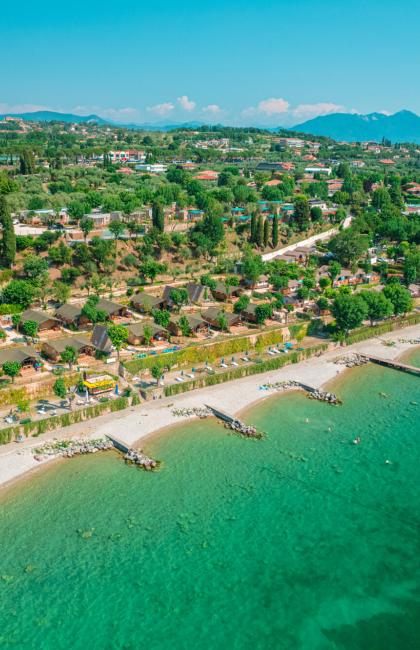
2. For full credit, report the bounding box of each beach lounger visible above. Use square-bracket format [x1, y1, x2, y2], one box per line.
[175, 377, 184, 382]
[231, 361, 239, 367]
[267, 350, 275, 356]
[241, 356, 250, 362]
[220, 362, 228, 368]
[186, 373, 195, 379]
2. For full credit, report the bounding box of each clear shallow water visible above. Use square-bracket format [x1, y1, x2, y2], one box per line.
[0, 362, 419, 650]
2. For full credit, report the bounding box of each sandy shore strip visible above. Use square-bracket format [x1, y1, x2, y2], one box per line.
[1, 323, 419, 490]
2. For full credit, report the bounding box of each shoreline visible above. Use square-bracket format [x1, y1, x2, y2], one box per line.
[1, 323, 419, 491]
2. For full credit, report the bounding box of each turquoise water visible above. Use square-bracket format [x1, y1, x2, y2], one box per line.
[0, 361, 419, 649]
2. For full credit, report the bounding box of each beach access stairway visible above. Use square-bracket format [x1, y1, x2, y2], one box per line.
[363, 355, 420, 377]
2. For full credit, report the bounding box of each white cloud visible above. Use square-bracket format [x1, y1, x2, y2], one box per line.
[292, 102, 348, 120]
[242, 97, 290, 118]
[177, 95, 196, 111]
[202, 104, 222, 114]
[147, 102, 175, 117]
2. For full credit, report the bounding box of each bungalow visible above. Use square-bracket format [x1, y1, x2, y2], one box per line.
[42, 335, 94, 362]
[55, 303, 84, 329]
[0, 346, 40, 368]
[131, 292, 165, 313]
[20, 309, 60, 332]
[95, 299, 128, 320]
[126, 322, 168, 345]
[334, 269, 366, 287]
[240, 303, 260, 323]
[211, 281, 242, 302]
[280, 279, 300, 296]
[202, 308, 241, 329]
[243, 275, 270, 290]
[91, 324, 113, 354]
[167, 314, 208, 336]
[186, 282, 207, 304]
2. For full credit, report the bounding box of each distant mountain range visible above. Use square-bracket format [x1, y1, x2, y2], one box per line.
[0, 110, 205, 132]
[293, 110, 420, 143]
[2, 108, 420, 143]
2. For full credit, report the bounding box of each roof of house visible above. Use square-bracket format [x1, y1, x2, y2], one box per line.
[212, 281, 241, 296]
[186, 283, 206, 303]
[96, 298, 125, 316]
[55, 303, 83, 321]
[202, 308, 240, 326]
[43, 335, 92, 355]
[241, 302, 259, 316]
[0, 346, 39, 365]
[171, 314, 206, 330]
[127, 322, 166, 338]
[131, 292, 164, 309]
[91, 325, 113, 353]
[21, 309, 59, 326]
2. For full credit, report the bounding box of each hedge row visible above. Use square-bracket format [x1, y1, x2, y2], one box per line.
[0, 396, 130, 445]
[345, 314, 420, 345]
[163, 343, 328, 397]
[124, 327, 296, 374]
[0, 373, 81, 409]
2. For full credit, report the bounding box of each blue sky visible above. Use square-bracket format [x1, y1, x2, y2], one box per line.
[2, 0, 419, 125]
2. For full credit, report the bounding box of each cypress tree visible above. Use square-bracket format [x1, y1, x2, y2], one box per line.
[272, 214, 279, 248]
[152, 201, 165, 232]
[250, 213, 257, 243]
[256, 215, 264, 248]
[0, 196, 16, 268]
[263, 218, 270, 248]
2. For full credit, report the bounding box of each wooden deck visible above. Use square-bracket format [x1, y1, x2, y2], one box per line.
[364, 355, 420, 376]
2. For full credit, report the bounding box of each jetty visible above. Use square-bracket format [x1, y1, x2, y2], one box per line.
[362, 355, 420, 377]
[205, 404, 263, 438]
[106, 434, 158, 470]
[259, 380, 341, 404]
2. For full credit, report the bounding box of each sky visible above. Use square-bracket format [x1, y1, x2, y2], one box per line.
[1, 0, 419, 126]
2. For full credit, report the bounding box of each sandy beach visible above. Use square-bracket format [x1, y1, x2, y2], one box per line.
[1, 322, 419, 490]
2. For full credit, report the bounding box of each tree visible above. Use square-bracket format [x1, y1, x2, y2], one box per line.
[403, 251, 420, 285]
[81, 296, 108, 324]
[316, 296, 330, 312]
[21, 320, 38, 339]
[3, 280, 36, 308]
[53, 377, 67, 400]
[256, 214, 264, 247]
[0, 195, 16, 268]
[250, 214, 257, 243]
[255, 304, 273, 326]
[19, 150, 35, 175]
[153, 309, 171, 328]
[169, 288, 189, 310]
[328, 261, 342, 284]
[332, 294, 368, 334]
[263, 218, 270, 248]
[242, 252, 264, 286]
[178, 315, 192, 336]
[272, 214, 279, 248]
[68, 200, 87, 220]
[142, 324, 153, 346]
[52, 280, 71, 305]
[151, 364, 162, 385]
[217, 313, 229, 332]
[191, 212, 224, 258]
[360, 290, 393, 325]
[79, 217, 94, 242]
[60, 346, 78, 369]
[139, 259, 165, 284]
[328, 230, 369, 267]
[107, 324, 128, 359]
[383, 283, 413, 315]
[234, 294, 250, 314]
[310, 206, 323, 223]
[23, 255, 48, 282]
[293, 196, 310, 231]
[108, 219, 126, 241]
[2, 361, 21, 383]
[152, 201, 165, 232]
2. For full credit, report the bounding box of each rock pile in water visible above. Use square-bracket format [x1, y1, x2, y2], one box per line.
[308, 389, 341, 404]
[124, 449, 158, 470]
[225, 419, 263, 439]
[33, 438, 113, 461]
[260, 380, 301, 392]
[333, 354, 368, 368]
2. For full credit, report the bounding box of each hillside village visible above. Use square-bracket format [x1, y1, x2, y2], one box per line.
[0, 116, 419, 432]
